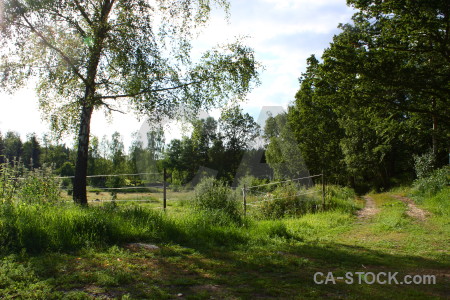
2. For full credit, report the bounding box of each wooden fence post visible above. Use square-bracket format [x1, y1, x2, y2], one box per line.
[163, 168, 167, 211]
[321, 172, 325, 211]
[243, 184, 247, 216]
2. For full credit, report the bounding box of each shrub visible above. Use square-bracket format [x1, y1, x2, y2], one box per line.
[255, 184, 358, 219]
[411, 166, 449, 198]
[324, 185, 360, 213]
[192, 177, 242, 223]
[0, 159, 24, 203]
[413, 151, 436, 179]
[237, 175, 273, 196]
[0, 162, 61, 204]
[16, 166, 61, 204]
[169, 178, 183, 192]
[237, 175, 255, 192]
[258, 183, 321, 219]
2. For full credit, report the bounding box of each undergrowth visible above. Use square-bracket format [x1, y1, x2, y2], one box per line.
[191, 177, 242, 224]
[410, 166, 449, 217]
[0, 184, 361, 255]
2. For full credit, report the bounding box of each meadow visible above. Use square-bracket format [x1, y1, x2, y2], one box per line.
[0, 168, 449, 299]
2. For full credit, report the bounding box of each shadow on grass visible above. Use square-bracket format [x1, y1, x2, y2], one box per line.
[174, 241, 449, 299]
[1, 203, 448, 299]
[8, 236, 448, 300]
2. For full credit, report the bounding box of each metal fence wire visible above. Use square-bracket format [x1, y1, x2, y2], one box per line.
[241, 174, 325, 215]
[58, 171, 168, 208]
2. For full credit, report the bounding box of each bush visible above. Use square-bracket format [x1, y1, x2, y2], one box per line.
[169, 178, 183, 192]
[16, 166, 61, 204]
[0, 162, 61, 204]
[411, 166, 449, 198]
[255, 184, 358, 219]
[192, 177, 242, 223]
[0, 159, 24, 202]
[238, 175, 272, 192]
[258, 183, 321, 219]
[413, 151, 436, 179]
[324, 185, 359, 214]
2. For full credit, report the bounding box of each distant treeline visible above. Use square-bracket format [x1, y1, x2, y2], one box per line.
[0, 106, 266, 188]
[0, 131, 75, 174]
[1, 87, 448, 193]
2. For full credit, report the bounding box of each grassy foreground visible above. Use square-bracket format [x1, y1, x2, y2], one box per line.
[0, 187, 449, 299]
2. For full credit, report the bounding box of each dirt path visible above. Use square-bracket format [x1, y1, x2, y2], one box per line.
[357, 196, 380, 221]
[392, 195, 430, 221]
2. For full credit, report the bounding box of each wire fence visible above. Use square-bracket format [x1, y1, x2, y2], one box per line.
[60, 186, 164, 191]
[56, 172, 326, 214]
[56, 172, 161, 179]
[58, 170, 168, 208]
[244, 174, 322, 190]
[241, 174, 325, 215]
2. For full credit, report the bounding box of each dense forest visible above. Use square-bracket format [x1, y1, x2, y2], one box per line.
[268, 0, 450, 192]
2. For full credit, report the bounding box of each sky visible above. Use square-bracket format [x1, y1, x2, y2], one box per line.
[0, 0, 356, 149]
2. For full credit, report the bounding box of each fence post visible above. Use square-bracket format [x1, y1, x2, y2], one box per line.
[321, 172, 325, 211]
[163, 168, 167, 211]
[243, 184, 247, 216]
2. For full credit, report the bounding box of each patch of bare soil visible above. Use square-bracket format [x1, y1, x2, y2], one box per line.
[125, 243, 160, 251]
[393, 195, 430, 221]
[357, 196, 380, 221]
[191, 284, 223, 293]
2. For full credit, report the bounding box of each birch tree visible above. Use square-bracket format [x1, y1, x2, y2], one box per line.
[0, 0, 260, 204]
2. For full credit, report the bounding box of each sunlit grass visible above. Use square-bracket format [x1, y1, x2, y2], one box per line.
[0, 183, 448, 299]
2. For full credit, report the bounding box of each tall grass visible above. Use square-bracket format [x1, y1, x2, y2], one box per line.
[325, 185, 361, 213]
[0, 203, 174, 253]
[191, 177, 243, 224]
[0, 201, 265, 254]
[254, 184, 359, 219]
[257, 183, 321, 219]
[410, 166, 449, 216]
[0, 166, 360, 255]
[0, 184, 360, 255]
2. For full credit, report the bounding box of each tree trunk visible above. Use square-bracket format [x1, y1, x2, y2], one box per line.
[71, 1, 115, 205]
[432, 98, 438, 155]
[73, 105, 94, 205]
[432, 114, 438, 156]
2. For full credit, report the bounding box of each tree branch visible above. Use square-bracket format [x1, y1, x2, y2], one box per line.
[47, 10, 87, 38]
[0, 62, 62, 70]
[19, 13, 88, 86]
[97, 81, 202, 100]
[74, 0, 93, 27]
[360, 90, 450, 123]
[100, 101, 125, 114]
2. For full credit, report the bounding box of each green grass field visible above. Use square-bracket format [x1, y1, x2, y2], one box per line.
[0, 185, 448, 299]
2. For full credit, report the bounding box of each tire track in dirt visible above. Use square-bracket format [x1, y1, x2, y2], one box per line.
[392, 195, 430, 221]
[357, 196, 379, 221]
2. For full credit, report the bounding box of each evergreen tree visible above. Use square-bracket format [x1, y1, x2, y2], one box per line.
[22, 133, 41, 169]
[3, 131, 23, 163]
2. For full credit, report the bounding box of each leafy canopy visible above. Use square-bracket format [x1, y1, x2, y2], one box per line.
[0, 0, 260, 135]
